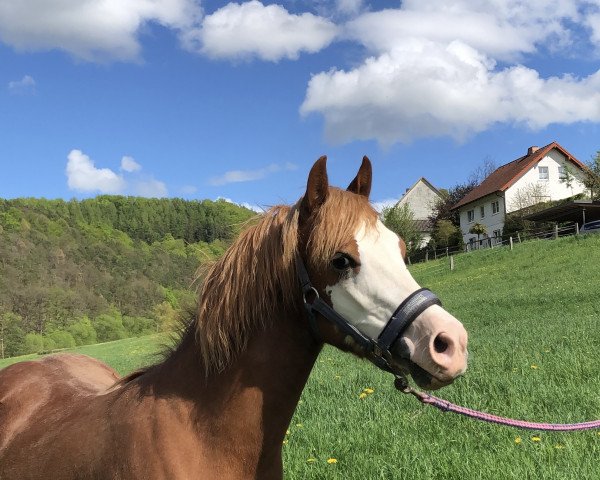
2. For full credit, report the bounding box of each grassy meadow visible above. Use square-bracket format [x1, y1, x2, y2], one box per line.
[1, 234, 599, 479]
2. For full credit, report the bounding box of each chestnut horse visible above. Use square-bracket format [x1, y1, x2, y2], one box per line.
[0, 157, 468, 479]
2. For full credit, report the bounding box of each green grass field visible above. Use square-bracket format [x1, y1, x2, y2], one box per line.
[2, 234, 600, 479]
[0, 334, 168, 374]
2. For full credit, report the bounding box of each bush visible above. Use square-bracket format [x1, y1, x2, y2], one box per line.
[94, 313, 127, 342]
[68, 317, 98, 346]
[23, 333, 44, 354]
[431, 219, 464, 249]
[122, 316, 156, 337]
[46, 330, 76, 349]
[153, 301, 178, 332]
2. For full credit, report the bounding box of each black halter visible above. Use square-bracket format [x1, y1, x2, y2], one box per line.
[295, 255, 442, 373]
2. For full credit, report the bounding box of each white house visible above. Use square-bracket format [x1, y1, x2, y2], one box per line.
[452, 142, 588, 245]
[396, 177, 443, 247]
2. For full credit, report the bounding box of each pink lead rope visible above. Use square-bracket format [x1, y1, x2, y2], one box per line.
[396, 379, 600, 432]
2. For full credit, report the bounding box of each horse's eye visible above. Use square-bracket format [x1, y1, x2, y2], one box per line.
[331, 253, 354, 271]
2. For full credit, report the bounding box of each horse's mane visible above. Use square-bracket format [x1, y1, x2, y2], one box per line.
[192, 188, 378, 375]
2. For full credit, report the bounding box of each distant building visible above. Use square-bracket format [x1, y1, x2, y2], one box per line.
[396, 178, 443, 247]
[452, 141, 588, 245]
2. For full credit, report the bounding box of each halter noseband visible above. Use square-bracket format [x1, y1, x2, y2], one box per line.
[295, 255, 442, 374]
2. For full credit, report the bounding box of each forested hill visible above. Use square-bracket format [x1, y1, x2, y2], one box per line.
[0, 196, 256, 358]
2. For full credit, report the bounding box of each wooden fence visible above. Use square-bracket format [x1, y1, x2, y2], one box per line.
[407, 221, 581, 270]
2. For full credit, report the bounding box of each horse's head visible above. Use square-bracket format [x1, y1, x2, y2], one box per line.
[296, 156, 468, 390]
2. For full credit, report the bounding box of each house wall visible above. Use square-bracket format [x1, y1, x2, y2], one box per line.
[397, 180, 439, 220]
[458, 193, 506, 244]
[458, 149, 588, 244]
[504, 150, 587, 213]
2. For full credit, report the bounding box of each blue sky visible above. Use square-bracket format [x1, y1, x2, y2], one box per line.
[2, 0, 600, 210]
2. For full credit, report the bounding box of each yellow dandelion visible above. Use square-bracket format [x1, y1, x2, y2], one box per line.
[531, 436, 541, 442]
[515, 436, 522, 444]
[358, 392, 368, 399]
[306, 458, 317, 464]
[530, 365, 539, 370]
[286, 429, 290, 435]
[282, 439, 288, 445]
[296, 423, 303, 428]
[363, 388, 375, 394]
[334, 375, 341, 379]
[327, 458, 338, 464]
[554, 444, 565, 449]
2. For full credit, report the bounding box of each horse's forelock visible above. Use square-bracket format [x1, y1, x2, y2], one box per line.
[306, 188, 378, 272]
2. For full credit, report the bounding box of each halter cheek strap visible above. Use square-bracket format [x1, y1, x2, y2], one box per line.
[295, 255, 442, 373]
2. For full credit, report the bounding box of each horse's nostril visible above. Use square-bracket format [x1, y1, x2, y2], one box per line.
[434, 335, 449, 354]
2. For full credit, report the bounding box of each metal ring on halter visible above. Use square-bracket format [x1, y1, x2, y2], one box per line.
[303, 286, 319, 305]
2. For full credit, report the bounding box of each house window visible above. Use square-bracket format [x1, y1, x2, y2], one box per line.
[539, 166, 549, 180]
[480, 206, 485, 218]
[558, 166, 566, 179]
[492, 201, 500, 215]
[492, 229, 502, 245]
[467, 209, 474, 222]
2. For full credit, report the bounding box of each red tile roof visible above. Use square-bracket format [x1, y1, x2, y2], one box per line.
[452, 141, 586, 210]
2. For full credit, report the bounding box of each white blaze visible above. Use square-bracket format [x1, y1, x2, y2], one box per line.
[326, 219, 421, 339]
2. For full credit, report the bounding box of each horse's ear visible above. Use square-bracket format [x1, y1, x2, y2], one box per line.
[300, 156, 329, 217]
[347, 156, 372, 198]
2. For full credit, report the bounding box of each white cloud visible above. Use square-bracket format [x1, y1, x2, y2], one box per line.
[301, 0, 600, 145]
[8, 74, 35, 94]
[217, 196, 263, 212]
[586, 12, 600, 46]
[66, 149, 170, 197]
[0, 0, 203, 62]
[194, 1, 338, 61]
[209, 162, 297, 186]
[372, 197, 400, 213]
[134, 178, 168, 197]
[335, 0, 364, 16]
[121, 155, 142, 172]
[66, 149, 126, 194]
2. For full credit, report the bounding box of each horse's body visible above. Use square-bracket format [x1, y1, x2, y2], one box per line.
[0, 157, 468, 479]
[1, 325, 318, 479]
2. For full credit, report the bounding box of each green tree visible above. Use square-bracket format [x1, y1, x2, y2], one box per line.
[68, 317, 98, 346]
[381, 204, 423, 256]
[122, 316, 156, 336]
[431, 220, 463, 249]
[0, 312, 25, 358]
[23, 333, 44, 354]
[583, 151, 600, 200]
[153, 301, 179, 332]
[428, 182, 477, 227]
[94, 313, 127, 342]
[46, 330, 76, 349]
[559, 164, 576, 193]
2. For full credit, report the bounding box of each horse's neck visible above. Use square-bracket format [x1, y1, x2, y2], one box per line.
[145, 311, 320, 477]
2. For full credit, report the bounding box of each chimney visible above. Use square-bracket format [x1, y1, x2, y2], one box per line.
[527, 146, 539, 155]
